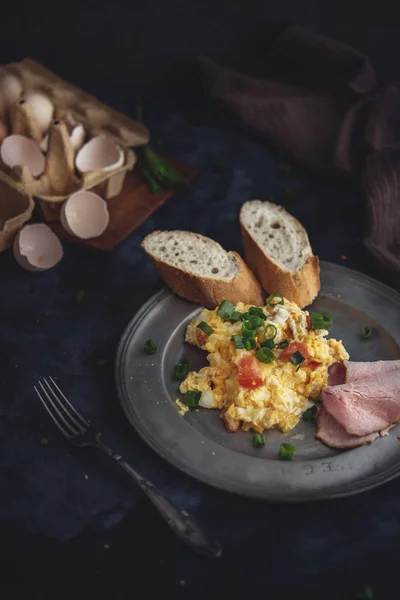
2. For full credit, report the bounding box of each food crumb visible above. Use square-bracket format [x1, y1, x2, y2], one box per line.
[212, 452, 215, 456]
[84, 474, 89, 480]
[103, 543, 110, 550]
[175, 399, 189, 416]
[179, 580, 186, 586]
[340, 255, 348, 260]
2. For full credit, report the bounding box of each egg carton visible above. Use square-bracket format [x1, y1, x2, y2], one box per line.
[0, 58, 150, 247]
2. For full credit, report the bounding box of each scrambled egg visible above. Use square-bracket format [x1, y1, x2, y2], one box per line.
[180, 298, 349, 433]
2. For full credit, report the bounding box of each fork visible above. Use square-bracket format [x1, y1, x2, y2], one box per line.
[34, 376, 222, 558]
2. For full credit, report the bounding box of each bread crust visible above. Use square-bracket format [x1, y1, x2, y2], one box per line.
[240, 222, 320, 308]
[142, 237, 263, 309]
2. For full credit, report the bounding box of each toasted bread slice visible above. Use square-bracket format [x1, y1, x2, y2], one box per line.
[240, 201, 320, 308]
[142, 230, 263, 309]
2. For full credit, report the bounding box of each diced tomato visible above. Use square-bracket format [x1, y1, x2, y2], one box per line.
[279, 341, 319, 369]
[280, 342, 309, 362]
[221, 408, 240, 432]
[306, 315, 311, 329]
[196, 328, 208, 347]
[237, 356, 264, 389]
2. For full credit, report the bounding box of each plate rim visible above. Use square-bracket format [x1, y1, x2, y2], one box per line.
[115, 261, 400, 502]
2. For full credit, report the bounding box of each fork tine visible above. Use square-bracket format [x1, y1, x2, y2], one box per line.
[43, 377, 87, 432]
[48, 376, 90, 428]
[36, 380, 82, 437]
[34, 384, 75, 439]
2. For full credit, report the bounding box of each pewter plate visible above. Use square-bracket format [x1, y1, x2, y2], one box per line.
[116, 262, 400, 501]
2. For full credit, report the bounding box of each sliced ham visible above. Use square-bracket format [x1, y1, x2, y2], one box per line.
[316, 406, 379, 449]
[317, 360, 400, 448]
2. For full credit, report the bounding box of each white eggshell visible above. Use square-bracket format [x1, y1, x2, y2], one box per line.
[61, 191, 110, 239]
[13, 224, 63, 271]
[0, 74, 22, 108]
[70, 124, 85, 151]
[40, 133, 49, 152]
[20, 93, 54, 133]
[1, 134, 46, 177]
[75, 136, 124, 173]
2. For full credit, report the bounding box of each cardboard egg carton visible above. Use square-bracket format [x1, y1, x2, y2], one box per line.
[0, 58, 149, 227]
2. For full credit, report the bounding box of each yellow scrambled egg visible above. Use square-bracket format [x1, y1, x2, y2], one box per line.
[180, 298, 349, 433]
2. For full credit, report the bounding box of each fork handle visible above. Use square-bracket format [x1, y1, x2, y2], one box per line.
[97, 441, 222, 558]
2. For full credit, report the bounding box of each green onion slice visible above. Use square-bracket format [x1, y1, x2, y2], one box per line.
[239, 311, 250, 321]
[267, 293, 284, 307]
[244, 338, 257, 350]
[144, 339, 157, 354]
[231, 335, 245, 349]
[217, 300, 235, 320]
[278, 340, 289, 349]
[362, 325, 372, 339]
[241, 321, 258, 338]
[290, 350, 305, 367]
[264, 324, 277, 340]
[253, 433, 265, 448]
[174, 359, 190, 381]
[303, 405, 318, 422]
[310, 311, 333, 329]
[256, 347, 275, 364]
[262, 339, 275, 350]
[249, 307, 266, 320]
[228, 311, 242, 323]
[197, 321, 214, 336]
[183, 390, 201, 407]
[279, 443, 296, 461]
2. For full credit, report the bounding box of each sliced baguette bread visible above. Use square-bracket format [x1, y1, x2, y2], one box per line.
[240, 200, 320, 308]
[142, 230, 263, 309]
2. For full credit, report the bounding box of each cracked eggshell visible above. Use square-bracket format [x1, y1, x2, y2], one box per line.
[75, 136, 124, 173]
[61, 190, 110, 239]
[1, 134, 46, 177]
[13, 223, 63, 271]
[20, 92, 54, 134]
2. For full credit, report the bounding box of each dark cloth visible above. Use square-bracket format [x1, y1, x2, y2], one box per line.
[201, 24, 400, 277]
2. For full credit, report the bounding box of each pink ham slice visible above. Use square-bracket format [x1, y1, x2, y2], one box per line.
[316, 360, 400, 448]
[316, 406, 379, 448]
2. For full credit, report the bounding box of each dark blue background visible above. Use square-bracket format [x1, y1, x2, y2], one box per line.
[1, 2, 399, 599]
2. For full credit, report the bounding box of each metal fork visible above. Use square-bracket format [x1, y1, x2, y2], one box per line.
[34, 377, 222, 558]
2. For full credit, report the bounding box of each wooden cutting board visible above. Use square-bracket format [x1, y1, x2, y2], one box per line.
[40, 159, 197, 251]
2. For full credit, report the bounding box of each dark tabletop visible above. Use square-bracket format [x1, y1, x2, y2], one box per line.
[1, 2, 400, 599]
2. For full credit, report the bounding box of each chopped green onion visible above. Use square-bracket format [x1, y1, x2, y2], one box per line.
[262, 339, 275, 350]
[244, 338, 257, 350]
[197, 321, 214, 336]
[278, 340, 289, 349]
[289, 350, 305, 367]
[303, 405, 318, 422]
[311, 311, 333, 329]
[183, 390, 201, 407]
[279, 443, 296, 461]
[264, 324, 277, 340]
[362, 326, 372, 339]
[267, 293, 284, 307]
[217, 300, 235, 320]
[241, 321, 258, 338]
[39, 437, 49, 446]
[253, 433, 265, 448]
[239, 311, 250, 321]
[277, 163, 292, 175]
[144, 339, 157, 355]
[174, 359, 190, 380]
[246, 315, 264, 329]
[231, 335, 245, 349]
[228, 311, 242, 323]
[256, 347, 275, 364]
[249, 307, 266, 320]
[96, 358, 109, 367]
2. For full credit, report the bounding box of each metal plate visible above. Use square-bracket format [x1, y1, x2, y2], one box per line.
[116, 262, 400, 501]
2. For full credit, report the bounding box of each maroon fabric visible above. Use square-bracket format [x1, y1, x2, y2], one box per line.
[201, 24, 400, 274]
